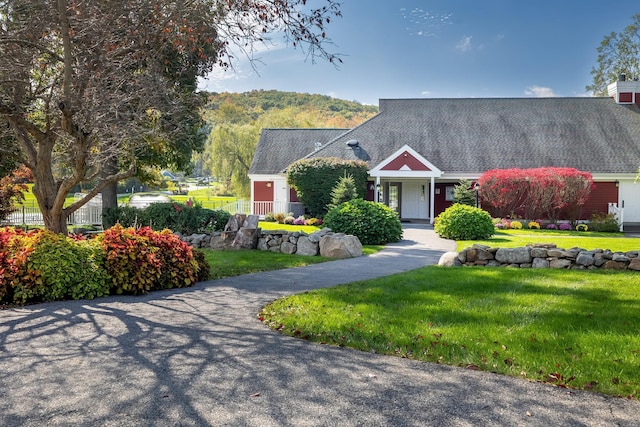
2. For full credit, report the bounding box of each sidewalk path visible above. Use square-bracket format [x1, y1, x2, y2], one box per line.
[1, 224, 639, 426]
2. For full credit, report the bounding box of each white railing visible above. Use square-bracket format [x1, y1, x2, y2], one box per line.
[252, 201, 289, 216]
[219, 199, 252, 215]
[1, 206, 103, 227]
[608, 202, 624, 232]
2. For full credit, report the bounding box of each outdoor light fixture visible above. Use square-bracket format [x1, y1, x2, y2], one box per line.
[474, 182, 480, 208]
[615, 180, 620, 187]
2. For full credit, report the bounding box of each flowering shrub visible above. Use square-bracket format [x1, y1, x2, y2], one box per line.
[284, 216, 295, 225]
[576, 223, 589, 232]
[528, 221, 540, 230]
[273, 212, 286, 224]
[510, 221, 523, 230]
[305, 217, 321, 226]
[293, 216, 306, 225]
[495, 223, 505, 229]
[263, 212, 276, 222]
[559, 223, 572, 231]
[546, 223, 558, 230]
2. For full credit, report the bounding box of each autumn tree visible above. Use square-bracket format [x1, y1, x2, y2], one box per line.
[0, 0, 342, 233]
[587, 13, 640, 96]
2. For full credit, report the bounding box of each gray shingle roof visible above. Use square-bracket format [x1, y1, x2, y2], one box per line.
[307, 97, 640, 174]
[249, 128, 350, 174]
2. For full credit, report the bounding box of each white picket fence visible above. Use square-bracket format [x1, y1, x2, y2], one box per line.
[2, 205, 104, 227]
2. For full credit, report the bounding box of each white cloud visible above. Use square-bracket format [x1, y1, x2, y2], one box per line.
[524, 86, 557, 97]
[421, 91, 432, 97]
[456, 36, 473, 53]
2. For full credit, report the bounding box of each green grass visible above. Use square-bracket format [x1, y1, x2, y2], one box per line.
[457, 229, 640, 252]
[200, 249, 332, 279]
[258, 221, 321, 235]
[260, 266, 640, 399]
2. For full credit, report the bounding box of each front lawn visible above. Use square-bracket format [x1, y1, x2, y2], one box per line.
[260, 266, 640, 399]
[457, 229, 640, 252]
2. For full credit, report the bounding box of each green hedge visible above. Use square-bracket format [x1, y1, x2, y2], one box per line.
[434, 204, 494, 240]
[286, 157, 369, 217]
[103, 202, 230, 234]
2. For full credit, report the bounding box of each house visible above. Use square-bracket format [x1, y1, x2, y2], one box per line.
[248, 78, 640, 226]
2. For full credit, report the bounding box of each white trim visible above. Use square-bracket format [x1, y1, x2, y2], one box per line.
[369, 144, 442, 178]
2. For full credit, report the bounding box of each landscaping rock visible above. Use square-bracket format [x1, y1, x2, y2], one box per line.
[319, 234, 362, 258]
[612, 253, 630, 263]
[232, 228, 259, 250]
[549, 259, 572, 269]
[438, 252, 462, 267]
[532, 258, 550, 268]
[296, 236, 319, 256]
[575, 251, 595, 267]
[280, 241, 296, 254]
[530, 247, 548, 258]
[604, 260, 627, 270]
[495, 247, 532, 264]
[628, 258, 640, 271]
[224, 214, 246, 232]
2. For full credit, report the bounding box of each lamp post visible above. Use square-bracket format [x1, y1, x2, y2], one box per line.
[474, 182, 480, 208]
[376, 183, 381, 203]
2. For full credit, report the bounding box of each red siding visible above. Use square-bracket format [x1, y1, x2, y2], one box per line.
[381, 151, 431, 171]
[581, 182, 618, 220]
[434, 183, 455, 216]
[254, 181, 274, 202]
[635, 93, 640, 108]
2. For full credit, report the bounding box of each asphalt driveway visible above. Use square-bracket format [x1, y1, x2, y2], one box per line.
[1, 224, 639, 426]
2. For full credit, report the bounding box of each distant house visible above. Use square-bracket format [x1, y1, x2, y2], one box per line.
[248, 78, 640, 225]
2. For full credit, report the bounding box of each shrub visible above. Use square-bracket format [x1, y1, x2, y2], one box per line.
[25, 231, 110, 302]
[452, 179, 476, 206]
[284, 216, 295, 225]
[135, 227, 198, 289]
[323, 199, 403, 245]
[274, 212, 286, 224]
[263, 212, 276, 222]
[576, 223, 589, 232]
[495, 223, 505, 229]
[510, 221, 523, 230]
[192, 249, 210, 282]
[305, 217, 320, 226]
[98, 225, 163, 295]
[559, 223, 572, 231]
[434, 204, 494, 240]
[528, 221, 540, 230]
[546, 223, 558, 230]
[293, 216, 306, 225]
[103, 203, 229, 234]
[286, 157, 369, 217]
[328, 173, 360, 210]
[588, 212, 620, 232]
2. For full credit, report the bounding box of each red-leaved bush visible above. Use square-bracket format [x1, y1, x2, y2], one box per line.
[478, 167, 593, 222]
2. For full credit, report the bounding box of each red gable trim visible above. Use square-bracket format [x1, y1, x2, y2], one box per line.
[381, 151, 432, 171]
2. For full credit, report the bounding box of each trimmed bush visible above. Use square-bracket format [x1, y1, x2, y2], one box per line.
[588, 212, 620, 232]
[323, 199, 403, 245]
[103, 203, 230, 234]
[434, 204, 494, 240]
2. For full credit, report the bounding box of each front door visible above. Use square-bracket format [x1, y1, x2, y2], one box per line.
[388, 182, 402, 218]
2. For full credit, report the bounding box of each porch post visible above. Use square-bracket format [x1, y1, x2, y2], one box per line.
[429, 177, 435, 224]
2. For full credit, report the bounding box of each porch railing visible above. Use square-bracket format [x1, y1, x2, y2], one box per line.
[608, 202, 624, 232]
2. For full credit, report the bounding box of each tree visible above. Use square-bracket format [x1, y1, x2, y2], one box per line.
[0, 165, 31, 220]
[587, 14, 640, 96]
[0, 0, 342, 233]
[328, 173, 360, 210]
[452, 179, 476, 206]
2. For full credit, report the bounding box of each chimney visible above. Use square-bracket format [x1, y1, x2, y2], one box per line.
[607, 74, 640, 106]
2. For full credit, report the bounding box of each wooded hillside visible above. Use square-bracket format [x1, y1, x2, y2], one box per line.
[195, 90, 378, 197]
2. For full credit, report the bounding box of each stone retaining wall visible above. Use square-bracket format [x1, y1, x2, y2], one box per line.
[180, 228, 363, 259]
[439, 243, 640, 271]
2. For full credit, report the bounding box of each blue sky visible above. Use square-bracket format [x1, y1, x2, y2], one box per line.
[198, 1, 638, 105]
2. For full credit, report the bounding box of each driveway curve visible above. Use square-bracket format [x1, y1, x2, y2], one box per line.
[1, 224, 639, 426]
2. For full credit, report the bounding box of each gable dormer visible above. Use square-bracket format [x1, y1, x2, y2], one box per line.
[607, 74, 640, 107]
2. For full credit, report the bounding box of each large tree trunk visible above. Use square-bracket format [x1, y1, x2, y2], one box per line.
[42, 208, 69, 234]
[100, 157, 118, 210]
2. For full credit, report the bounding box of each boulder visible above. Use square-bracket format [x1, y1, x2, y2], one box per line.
[210, 231, 235, 249]
[612, 253, 630, 263]
[575, 251, 595, 267]
[296, 236, 319, 256]
[243, 214, 260, 229]
[438, 252, 462, 267]
[628, 258, 640, 271]
[549, 259, 572, 269]
[532, 258, 550, 269]
[224, 213, 246, 232]
[232, 228, 259, 249]
[280, 241, 297, 254]
[603, 261, 627, 270]
[495, 247, 532, 264]
[319, 234, 362, 258]
[530, 247, 548, 258]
